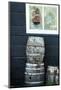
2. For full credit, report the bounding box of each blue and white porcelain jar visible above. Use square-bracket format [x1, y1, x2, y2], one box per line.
[25, 36, 45, 86]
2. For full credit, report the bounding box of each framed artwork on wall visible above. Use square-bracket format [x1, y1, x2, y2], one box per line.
[26, 3, 59, 34]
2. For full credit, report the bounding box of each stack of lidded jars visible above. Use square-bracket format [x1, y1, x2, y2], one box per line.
[25, 36, 45, 86]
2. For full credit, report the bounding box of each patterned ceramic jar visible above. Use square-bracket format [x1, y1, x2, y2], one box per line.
[46, 66, 59, 85]
[25, 36, 45, 86]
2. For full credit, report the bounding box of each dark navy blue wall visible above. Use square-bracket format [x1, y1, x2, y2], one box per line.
[10, 2, 59, 87]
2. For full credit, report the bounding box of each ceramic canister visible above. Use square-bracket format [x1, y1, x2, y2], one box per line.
[25, 36, 45, 86]
[46, 66, 59, 85]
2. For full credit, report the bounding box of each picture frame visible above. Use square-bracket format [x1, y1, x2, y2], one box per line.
[26, 3, 59, 35]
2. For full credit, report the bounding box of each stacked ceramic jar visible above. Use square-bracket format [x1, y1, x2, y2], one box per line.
[25, 36, 45, 86]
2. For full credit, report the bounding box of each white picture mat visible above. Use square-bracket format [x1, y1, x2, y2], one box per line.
[26, 3, 59, 34]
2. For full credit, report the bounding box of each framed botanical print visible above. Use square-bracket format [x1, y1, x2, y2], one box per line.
[26, 3, 59, 34]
